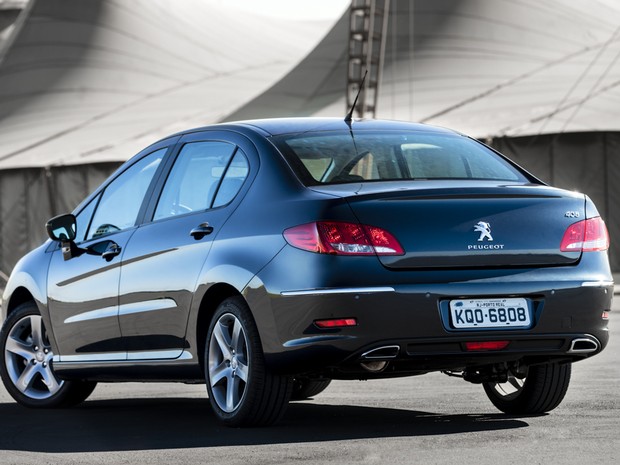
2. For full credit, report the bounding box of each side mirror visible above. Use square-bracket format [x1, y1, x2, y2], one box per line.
[46, 214, 77, 242]
[46, 214, 83, 260]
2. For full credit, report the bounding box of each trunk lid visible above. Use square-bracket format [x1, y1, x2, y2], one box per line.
[312, 181, 585, 269]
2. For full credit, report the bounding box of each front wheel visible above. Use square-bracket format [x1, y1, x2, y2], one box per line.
[483, 363, 571, 414]
[205, 297, 292, 426]
[0, 302, 96, 408]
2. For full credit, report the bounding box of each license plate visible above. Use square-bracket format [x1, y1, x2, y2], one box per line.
[449, 297, 531, 329]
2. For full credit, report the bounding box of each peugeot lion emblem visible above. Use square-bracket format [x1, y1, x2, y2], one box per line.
[474, 221, 493, 242]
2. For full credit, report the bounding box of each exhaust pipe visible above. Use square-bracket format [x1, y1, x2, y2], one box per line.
[361, 345, 400, 359]
[359, 345, 400, 373]
[568, 337, 599, 354]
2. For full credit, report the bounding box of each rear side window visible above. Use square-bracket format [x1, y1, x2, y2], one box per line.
[154, 141, 248, 221]
[271, 131, 527, 185]
[212, 151, 249, 208]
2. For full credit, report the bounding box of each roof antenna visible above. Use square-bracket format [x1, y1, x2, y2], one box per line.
[345, 69, 368, 124]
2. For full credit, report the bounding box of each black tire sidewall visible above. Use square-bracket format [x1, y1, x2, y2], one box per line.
[291, 378, 332, 401]
[483, 363, 571, 414]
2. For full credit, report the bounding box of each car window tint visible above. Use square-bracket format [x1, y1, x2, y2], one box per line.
[272, 132, 527, 185]
[154, 141, 236, 221]
[86, 148, 165, 240]
[212, 150, 249, 208]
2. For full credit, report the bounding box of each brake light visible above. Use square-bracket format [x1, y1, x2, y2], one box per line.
[464, 341, 510, 351]
[560, 217, 609, 252]
[283, 221, 404, 256]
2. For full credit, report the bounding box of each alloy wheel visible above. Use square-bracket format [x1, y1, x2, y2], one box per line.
[208, 313, 250, 413]
[4, 314, 63, 400]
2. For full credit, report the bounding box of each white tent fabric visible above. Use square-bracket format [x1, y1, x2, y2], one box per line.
[230, 0, 620, 139]
[0, 0, 343, 169]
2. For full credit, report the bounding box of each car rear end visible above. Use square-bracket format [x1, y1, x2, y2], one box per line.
[254, 120, 612, 382]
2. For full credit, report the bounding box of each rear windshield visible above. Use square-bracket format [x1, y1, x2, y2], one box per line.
[271, 131, 528, 185]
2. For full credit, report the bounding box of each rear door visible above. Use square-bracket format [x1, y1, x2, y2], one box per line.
[117, 132, 252, 360]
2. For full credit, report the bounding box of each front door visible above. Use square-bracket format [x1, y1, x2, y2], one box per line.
[47, 147, 167, 361]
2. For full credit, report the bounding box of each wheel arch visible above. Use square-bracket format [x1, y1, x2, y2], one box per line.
[4, 286, 37, 317]
[195, 283, 243, 373]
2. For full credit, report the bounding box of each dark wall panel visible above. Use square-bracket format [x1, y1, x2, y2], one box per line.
[0, 162, 119, 283]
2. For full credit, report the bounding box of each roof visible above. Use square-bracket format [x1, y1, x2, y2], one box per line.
[234, 117, 459, 137]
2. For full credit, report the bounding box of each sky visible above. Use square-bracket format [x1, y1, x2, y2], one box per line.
[213, 0, 350, 20]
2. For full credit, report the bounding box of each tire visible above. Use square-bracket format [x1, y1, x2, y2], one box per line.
[0, 302, 97, 408]
[291, 378, 332, 401]
[205, 296, 292, 427]
[483, 362, 572, 414]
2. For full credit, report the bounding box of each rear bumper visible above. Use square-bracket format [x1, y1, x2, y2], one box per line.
[257, 279, 612, 376]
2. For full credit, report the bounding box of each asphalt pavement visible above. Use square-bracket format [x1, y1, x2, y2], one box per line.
[0, 300, 618, 465]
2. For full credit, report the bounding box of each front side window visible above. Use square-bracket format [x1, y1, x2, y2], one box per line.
[271, 131, 528, 185]
[153, 141, 242, 221]
[86, 148, 165, 240]
[74, 196, 99, 243]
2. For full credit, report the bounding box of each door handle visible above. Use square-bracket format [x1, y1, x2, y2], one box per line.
[101, 242, 122, 261]
[190, 222, 214, 240]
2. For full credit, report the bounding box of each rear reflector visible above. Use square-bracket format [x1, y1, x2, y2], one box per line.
[602, 311, 610, 320]
[284, 221, 404, 256]
[464, 341, 510, 351]
[560, 217, 609, 252]
[314, 318, 357, 328]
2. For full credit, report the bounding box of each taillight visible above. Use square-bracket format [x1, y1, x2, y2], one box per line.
[283, 221, 404, 256]
[560, 217, 609, 252]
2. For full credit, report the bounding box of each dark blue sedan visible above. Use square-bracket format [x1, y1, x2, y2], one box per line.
[0, 118, 612, 426]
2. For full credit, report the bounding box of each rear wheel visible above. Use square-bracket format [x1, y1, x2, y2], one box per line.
[0, 302, 96, 408]
[205, 296, 292, 426]
[483, 362, 571, 414]
[291, 378, 332, 401]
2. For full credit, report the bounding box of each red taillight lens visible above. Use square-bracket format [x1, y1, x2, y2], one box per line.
[318, 222, 373, 254]
[281, 222, 327, 254]
[560, 217, 609, 252]
[283, 221, 404, 256]
[314, 318, 358, 328]
[464, 341, 510, 351]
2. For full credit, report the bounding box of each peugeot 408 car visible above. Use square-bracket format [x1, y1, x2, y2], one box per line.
[0, 118, 612, 426]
